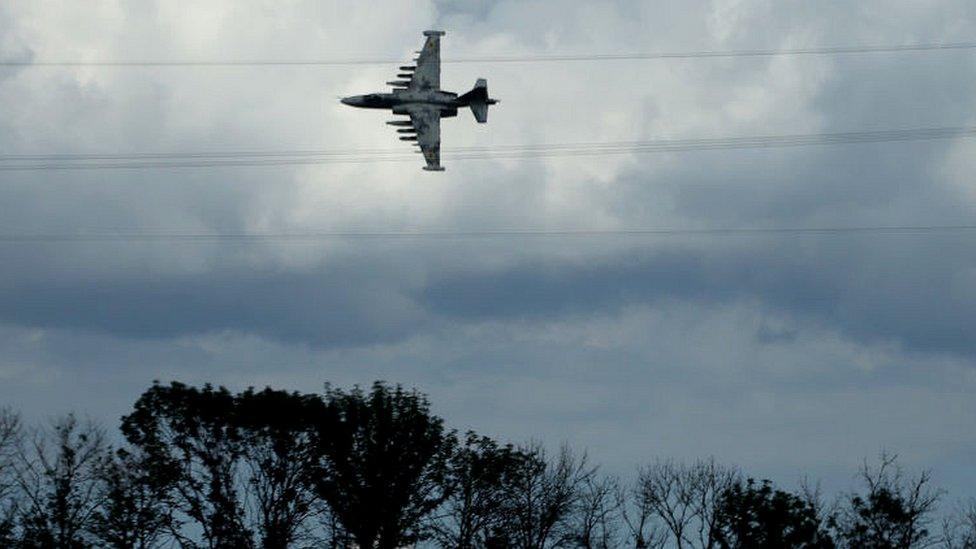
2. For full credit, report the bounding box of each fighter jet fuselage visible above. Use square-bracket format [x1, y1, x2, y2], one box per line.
[339, 31, 498, 171]
[341, 90, 462, 115]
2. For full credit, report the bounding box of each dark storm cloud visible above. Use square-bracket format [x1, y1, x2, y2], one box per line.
[0, 258, 426, 348]
[420, 234, 976, 358]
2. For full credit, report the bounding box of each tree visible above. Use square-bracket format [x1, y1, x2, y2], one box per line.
[499, 443, 595, 549]
[236, 387, 326, 549]
[636, 458, 739, 549]
[619, 476, 669, 549]
[88, 449, 175, 549]
[316, 504, 353, 549]
[712, 478, 834, 548]
[14, 414, 108, 548]
[617, 470, 669, 549]
[567, 474, 622, 548]
[314, 382, 455, 549]
[121, 381, 253, 548]
[0, 407, 22, 544]
[829, 452, 941, 549]
[942, 499, 976, 549]
[433, 432, 533, 549]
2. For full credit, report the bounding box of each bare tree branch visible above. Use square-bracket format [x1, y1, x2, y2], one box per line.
[636, 458, 739, 549]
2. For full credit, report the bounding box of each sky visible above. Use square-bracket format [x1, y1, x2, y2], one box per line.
[0, 0, 974, 497]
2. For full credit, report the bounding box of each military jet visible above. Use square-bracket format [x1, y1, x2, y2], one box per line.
[341, 30, 498, 171]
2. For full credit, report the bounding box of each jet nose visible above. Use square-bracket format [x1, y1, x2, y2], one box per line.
[341, 95, 362, 107]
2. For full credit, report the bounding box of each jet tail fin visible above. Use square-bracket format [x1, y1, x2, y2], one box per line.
[459, 79, 497, 123]
[470, 102, 488, 123]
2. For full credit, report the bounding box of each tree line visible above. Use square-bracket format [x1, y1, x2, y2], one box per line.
[0, 381, 973, 548]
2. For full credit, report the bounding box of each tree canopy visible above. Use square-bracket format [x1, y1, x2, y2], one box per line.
[0, 382, 970, 548]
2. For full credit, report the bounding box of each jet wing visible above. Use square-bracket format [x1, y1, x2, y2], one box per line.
[404, 105, 443, 171]
[408, 31, 444, 91]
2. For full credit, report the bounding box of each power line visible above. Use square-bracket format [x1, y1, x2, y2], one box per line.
[2, 41, 974, 67]
[1, 225, 974, 242]
[3, 126, 971, 162]
[1, 126, 972, 171]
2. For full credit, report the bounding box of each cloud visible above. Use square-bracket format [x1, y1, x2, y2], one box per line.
[420, 234, 976, 357]
[0, 258, 427, 346]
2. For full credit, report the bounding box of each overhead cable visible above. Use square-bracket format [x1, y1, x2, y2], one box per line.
[2, 41, 975, 67]
[1, 126, 973, 171]
[1, 225, 975, 242]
